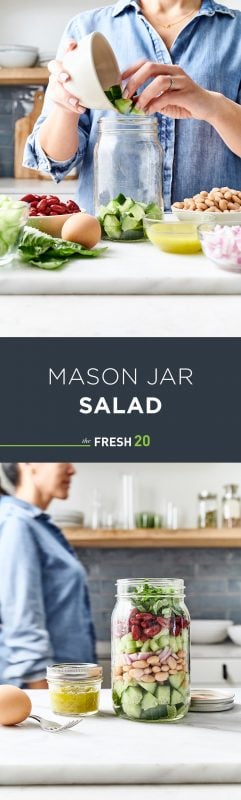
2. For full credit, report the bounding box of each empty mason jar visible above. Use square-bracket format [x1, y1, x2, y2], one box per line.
[94, 115, 163, 240]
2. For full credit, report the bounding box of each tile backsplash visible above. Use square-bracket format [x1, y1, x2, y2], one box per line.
[0, 86, 44, 177]
[76, 547, 241, 640]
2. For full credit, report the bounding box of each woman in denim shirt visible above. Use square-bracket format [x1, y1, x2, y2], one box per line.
[24, 0, 241, 212]
[0, 463, 96, 688]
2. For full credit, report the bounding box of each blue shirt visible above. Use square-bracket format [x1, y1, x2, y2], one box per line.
[0, 496, 96, 687]
[24, 0, 241, 212]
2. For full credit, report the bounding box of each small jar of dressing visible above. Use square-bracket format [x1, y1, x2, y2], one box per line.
[47, 663, 103, 716]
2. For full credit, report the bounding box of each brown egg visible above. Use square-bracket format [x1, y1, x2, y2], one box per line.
[61, 212, 101, 249]
[0, 685, 32, 726]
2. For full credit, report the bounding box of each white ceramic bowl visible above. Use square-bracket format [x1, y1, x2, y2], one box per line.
[171, 207, 241, 226]
[62, 32, 120, 111]
[0, 45, 38, 68]
[28, 213, 72, 237]
[191, 619, 233, 644]
[227, 625, 241, 646]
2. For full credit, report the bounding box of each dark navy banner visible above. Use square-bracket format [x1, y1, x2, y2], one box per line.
[0, 337, 239, 461]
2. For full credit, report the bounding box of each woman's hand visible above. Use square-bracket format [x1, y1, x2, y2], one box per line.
[48, 41, 86, 116]
[122, 60, 214, 121]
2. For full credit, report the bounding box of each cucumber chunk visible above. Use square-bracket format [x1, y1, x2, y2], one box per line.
[139, 681, 157, 694]
[149, 639, 160, 652]
[156, 685, 171, 705]
[122, 691, 142, 718]
[103, 214, 121, 239]
[169, 673, 185, 690]
[167, 704, 177, 719]
[124, 685, 143, 704]
[114, 98, 133, 114]
[171, 689, 183, 706]
[141, 704, 168, 720]
[141, 639, 152, 652]
[113, 679, 125, 699]
[141, 692, 159, 711]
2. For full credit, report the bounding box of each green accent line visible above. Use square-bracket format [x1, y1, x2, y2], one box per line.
[0, 444, 92, 448]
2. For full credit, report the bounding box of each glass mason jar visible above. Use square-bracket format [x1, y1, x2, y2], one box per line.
[222, 484, 241, 528]
[47, 663, 102, 716]
[94, 115, 163, 240]
[111, 578, 190, 722]
[198, 491, 218, 528]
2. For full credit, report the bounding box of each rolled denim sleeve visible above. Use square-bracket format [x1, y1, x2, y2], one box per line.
[23, 14, 91, 181]
[0, 519, 54, 686]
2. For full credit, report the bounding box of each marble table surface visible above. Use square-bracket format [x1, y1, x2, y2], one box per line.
[0, 178, 241, 296]
[1, 179, 241, 335]
[1, 689, 241, 787]
[1, 242, 241, 296]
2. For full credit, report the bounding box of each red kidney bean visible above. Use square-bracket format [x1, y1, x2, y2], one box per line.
[131, 624, 141, 640]
[48, 204, 66, 214]
[157, 616, 169, 626]
[45, 195, 59, 202]
[66, 200, 80, 211]
[130, 608, 139, 618]
[144, 624, 161, 637]
[21, 193, 40, 203]
[36, 199, 48, 213]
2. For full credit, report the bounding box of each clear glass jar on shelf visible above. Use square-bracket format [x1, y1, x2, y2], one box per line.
[94, 115, 163, 240]
[197, 491, 218, 528]
[222, 484, 241, 528]
[111, 578, 190, 722]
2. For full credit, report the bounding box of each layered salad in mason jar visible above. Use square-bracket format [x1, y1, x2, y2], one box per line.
[112, 579, 190, 722]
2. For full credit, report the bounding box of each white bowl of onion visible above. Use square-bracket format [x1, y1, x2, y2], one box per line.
[198, 223, 241, 272]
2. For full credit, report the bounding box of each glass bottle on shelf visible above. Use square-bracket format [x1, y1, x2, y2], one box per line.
[222, 484, 241, 528]
[197, 491, 218, 529]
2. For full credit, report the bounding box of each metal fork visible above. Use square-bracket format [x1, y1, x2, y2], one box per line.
[29, 714, 83, 733]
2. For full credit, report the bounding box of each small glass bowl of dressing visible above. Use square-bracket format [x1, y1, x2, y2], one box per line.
[143, 218, 201, 254]
[47, 663, 103, 716]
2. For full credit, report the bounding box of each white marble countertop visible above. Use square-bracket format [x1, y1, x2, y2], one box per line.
[1, 178, 241, 334]
[1, 243, 241, 297]
[1, 689, 241, 787]
[1, 178, 241, 296]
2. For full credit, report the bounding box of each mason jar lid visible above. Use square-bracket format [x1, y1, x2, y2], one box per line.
[190, 688, 235, 712]
[223, 484, 239, 497]
[198, 490, 217, 500]
[47, 663, 102, 681]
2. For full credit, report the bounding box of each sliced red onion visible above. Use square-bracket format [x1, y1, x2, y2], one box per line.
[159, 647, 172, 663]
[122, 653, 132, 665]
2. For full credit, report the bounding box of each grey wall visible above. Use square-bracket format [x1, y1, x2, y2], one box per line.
[76, 547, 241, 640]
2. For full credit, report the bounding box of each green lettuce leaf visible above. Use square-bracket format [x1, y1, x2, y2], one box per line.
[18, 225, 107, 269]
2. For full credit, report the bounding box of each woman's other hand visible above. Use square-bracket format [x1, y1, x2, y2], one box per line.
[122, 60, 214, 121]
[48, 40, 86, 116]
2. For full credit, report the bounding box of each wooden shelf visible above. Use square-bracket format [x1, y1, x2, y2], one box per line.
[0, 67, 49, 85]
[63, 527, 241, 548]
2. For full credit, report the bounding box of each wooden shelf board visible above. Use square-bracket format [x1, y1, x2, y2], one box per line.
[63, 527, 241, 548]
[0, 68, 48, 85]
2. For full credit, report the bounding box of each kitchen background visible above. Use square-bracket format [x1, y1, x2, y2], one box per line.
[1, 462, 241, 641]
[0, 0, 240, 178]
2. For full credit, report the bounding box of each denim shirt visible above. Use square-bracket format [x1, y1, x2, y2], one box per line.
[0, 496, 96, 686]
[24, 0, 241, 212]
